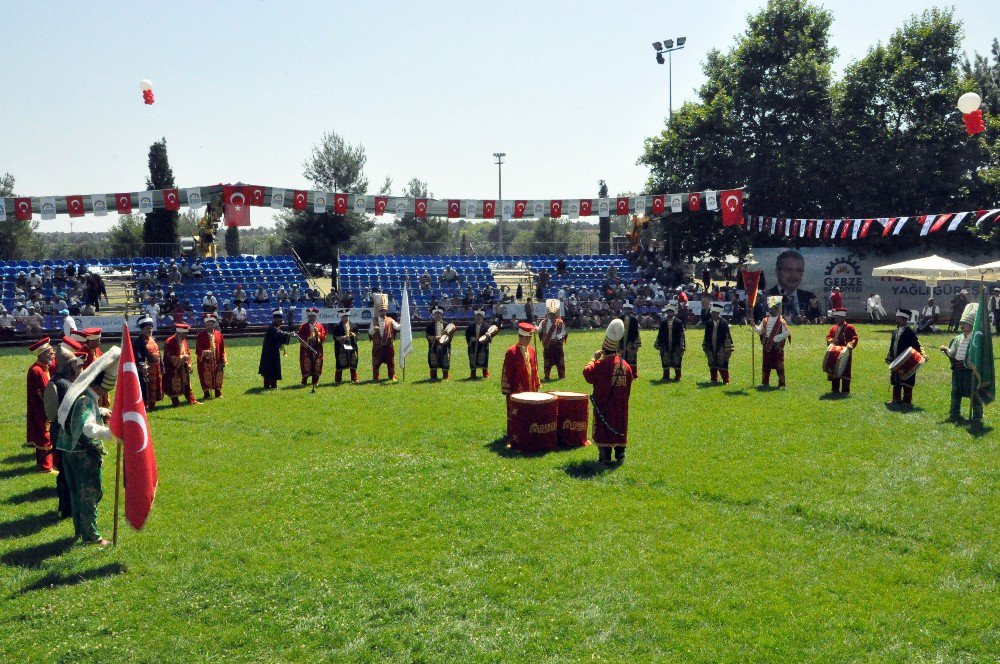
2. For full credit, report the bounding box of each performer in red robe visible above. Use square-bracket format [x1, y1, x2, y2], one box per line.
[196, 314, 227, 399]
[369, 301, 400, 381]
[133, 315, 164, 410]
[164, 322, 199, 406]
[77, 327, 109, 406]
[584, 319, 636, 464]
[826, 308, 859, 394]
[500, 322, 541, 449]
[298, 308, 326, 386]
[26, 338, 55, 472]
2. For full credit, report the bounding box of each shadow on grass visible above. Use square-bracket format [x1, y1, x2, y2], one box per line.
[19, 562, 127, 595]
[885, 404, 925, 413]
[243, 386, 268, 395]
[696, 381, 722, 389]
[412, 378, 440, 384]
[0, 466, 39, 481]
[484, 436, 520, 459]
[818, 392, 850, 401]
[968, 421, 994, 438]
[563, 460, 617, 479]
[724, 388, 749, 397]
[5, 486, 57, 505]
[0, 511, 60, 540]
[755, 385, 781, 392]
[1, 453, 34, 465]
[1, 537, 76, 568]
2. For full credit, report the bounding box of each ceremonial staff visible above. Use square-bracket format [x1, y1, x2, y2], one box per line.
[739, 255, 762, 387]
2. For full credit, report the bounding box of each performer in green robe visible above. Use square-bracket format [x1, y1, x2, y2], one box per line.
[56, 346, 120, 547]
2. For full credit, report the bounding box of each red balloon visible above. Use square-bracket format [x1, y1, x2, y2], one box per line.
[963, 109, 985, 136]
[142, 89, 155, 106]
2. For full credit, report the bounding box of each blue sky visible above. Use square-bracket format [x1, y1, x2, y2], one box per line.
[4, 0, 998, 232]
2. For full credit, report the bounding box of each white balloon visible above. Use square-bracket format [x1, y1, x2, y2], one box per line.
[139, 79, 154, 91]
[957, 92, 981, 114]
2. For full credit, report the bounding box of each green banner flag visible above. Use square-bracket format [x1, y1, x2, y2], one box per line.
[970, 291, 995, 405]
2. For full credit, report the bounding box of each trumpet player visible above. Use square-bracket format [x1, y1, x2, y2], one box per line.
[196, 313, 227, 400]
[298, 307, 326, 387]
[332, 309, 360, 384]
[466, 309, 496, 379]
[426, 307, 453, 380]
[164, 322, 200, 406]
[132, 315, 163, 410]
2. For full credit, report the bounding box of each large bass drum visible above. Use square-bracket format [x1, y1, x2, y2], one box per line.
[508, 392, 558, 453]
[823, 344, 851, 378]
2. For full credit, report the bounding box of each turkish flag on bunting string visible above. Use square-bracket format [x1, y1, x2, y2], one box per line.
[14, 197, 33, 221]
[448, 200, 461, 218]
[687, 193, 701, 212]
[859, 219, 874, 238]
[292, 190, 308, 210]
[246, 185, 264, 207]
[223, 185, 251, 227]
[374, 196, 388, 216]
[616, 197, 630, 216]
[66, 195, 85, 218]
[776, 218, 786, 236]
[839, 220, 851, 239]
[550, 200, 562, 218]
[806, 219, 817, 237]
[791, 219, 800, 237]
[110, 325, 158, 531]
[651, 195, 664, 214]
[482, 200, 496, 219]
[513, 200, 526, 218]
[881, 218, 897, 237]
[929, 213, 953, 233]
[719, 190, 744, 226]
[821, 219, 832, 238]
[415, 198, 428, 219]
[162, 189, 180, 211]
[580, 199, 592, 216]
[334, 193, 348, 215]
[115, 193, 133, 214]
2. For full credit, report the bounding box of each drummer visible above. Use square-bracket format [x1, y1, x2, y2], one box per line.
[826, 308, 859, 394]
[584, 319, 636, 465]
[425, 307, 452, 381]
[466, 309, 493, 379]
[885, 308, 922, 409]
[501, 322, 541, 444]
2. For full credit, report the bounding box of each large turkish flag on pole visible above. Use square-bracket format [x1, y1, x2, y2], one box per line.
[223, 185, 251, 227]
[720, 190, 745, 226]
[110, 325, 159, 530]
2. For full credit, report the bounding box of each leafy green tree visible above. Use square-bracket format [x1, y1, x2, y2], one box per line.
[108, 213, 146, 257]
[143, 138, 179, 250]
[0, 172, 38, 259]
[225, 225, 240, 256]
[962, 38, 1000, 245]
[283, 131, 375, 266]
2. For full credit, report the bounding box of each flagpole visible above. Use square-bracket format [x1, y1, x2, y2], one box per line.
[113, 439, 122, 547]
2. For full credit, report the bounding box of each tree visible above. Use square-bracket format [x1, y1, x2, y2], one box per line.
[283, 131, 374, 266]
[597, 180, 611, 254]
[225, 225, 240, 256]
[143, 138, 179, 250]
[108, 213, 146, 257]
[963, 37, 1000, 244]
[0, 172, 38, 259]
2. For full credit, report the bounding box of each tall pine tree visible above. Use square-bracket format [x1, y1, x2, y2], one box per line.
[143, 138, 179, 253]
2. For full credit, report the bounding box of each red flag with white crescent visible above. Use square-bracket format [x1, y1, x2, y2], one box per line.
[162, 188, 180, 211]
[115, 193, 133, 214]
[66, 195, 85, 218]
[513, 200, 526, 218]
[448, 199, 461, 218]
[687, 193, 701, 211]
[110, 325, 158, 531]
[580, 199, 593, 216]
[292, 190, 308, 211]
[720, 190, 744, 226]
[374, 197, 388, 216]
[415, 198, 428, 219]
[550, 200, 562, 218]
[334, 193, 349, 215]
[859, 219, 874, 238]
[247, 185, 265, 206]
[14, 197, 32, 221]
[616, 197, 630, 216]
[223, 185, 251, 227]
[482, 200, 496, 219]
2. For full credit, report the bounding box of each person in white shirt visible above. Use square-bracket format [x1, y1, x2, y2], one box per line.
[62, 310, 77, 337]
[918, 298, 940, 333]
[940, 304, 983, 421]
[752, 297, 791, 387]
[28, 270, 42, 289]
[145, 300, 161, 331]
[232, 302, 248, 331]
[202, 292, 219, 312]
[25, 308, 43, 334]
[0, 308, 15, 339]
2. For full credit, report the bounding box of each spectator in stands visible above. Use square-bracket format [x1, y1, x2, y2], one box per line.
[233, 285, 247, 305]
[156, 260, 168, 281]
[253, 284, 270, 304]
[190, 259, 204, 279]
[28, 269, 42, 289]
[536, 268, 550, 299]
[0, 307, 14, 340]
[15, 269, 28, 289]
[29, 288, 43, 309]
[54, 264, 66, 281]
[606, 264, 618, 280]
[419, 271, 432, 291]
[232, 302, 248, 331]
[80, 301, 96, 316]
[137, 269, 152, 288]
[480, 284, 494, 304]
[524, 297, 536, 324]
[918, 298, 940, 333]
[42, 265, 53, 282]
[290, 285, 302, 302]
[145, 298, 160, 328]
[515, 284, 523, 300]
[440, 264, 460, 285]
[341, 291, 354, 308]
[202, 291, 219, 313]
[68, 295, 81, 316]
[13, 302, 29, 323]
[276, 284, 288, 302]
[309, 287, 322, 301]
[179, 260, 190, 278]
[170, 302, 187, 324]
[25, 307, 43, 334]
[169, 263, 183, 285]
[62, 309, 77, 337]
[323, 290, 338, 308]
[556, 257, 568, 276]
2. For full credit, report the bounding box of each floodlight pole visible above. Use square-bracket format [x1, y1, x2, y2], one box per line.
[653, 39, 686, 123]
[494, 152, 505, 254]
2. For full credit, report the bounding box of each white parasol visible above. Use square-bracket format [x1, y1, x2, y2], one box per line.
[960, 259, 1000, 280]
[871, 255, 972, 287]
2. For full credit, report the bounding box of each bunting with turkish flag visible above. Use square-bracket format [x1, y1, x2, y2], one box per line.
[687, 193, 701, 212]
[580, 199, 592, 216]
[550, 200, 562, 218]
[110, 325, 158, 531]
[514, 200, 526, 218]
[859, 219, 874, 238]
[448, 200, 461, 218]
[247, 185, 264, 206]
[483, 200, 496, 219]
[651, 195, 664, 215]
[334, 193, 348, 215]
[15, 197, 33, 221]
[616, 197, 629, 216]
[162, 189, 180, 211]
[66, 195, 85, 218]
[223, 185, 251, 227]
[415, 198, 428, 219]
[720, 190, 744, 226]
[292, 190, 308, 210]
[115, 193, 133, 214]
[374, 196, 388, 216]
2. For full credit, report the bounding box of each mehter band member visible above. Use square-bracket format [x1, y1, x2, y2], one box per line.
[164, 322, 200, 406]
[618, 302, 642, 376]
[703, 302, 734, 384]
[466, 309, 496, 379]
[298, 307, 326, 387]
[196, 313, 227, 400]
[886, 308, 921, 410]
[425, 307, 454, 380]
[332, 309, 360, 384]
[654, 303, 685, 382]
[585, 319, 636, 465]
[370, 296, 400, 381]
[132, 315, 163, 410]
[501, 322, 540, 442]
[26, 337, 55, 472]
[826, 308, 858, 394]
[259, 309, 293, 389]
[538, 299, 568, 380]
[752, 296, 791, 388]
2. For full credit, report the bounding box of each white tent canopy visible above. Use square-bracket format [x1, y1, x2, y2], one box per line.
[871, 255, 972, 286]
[961, 260, 1000, 280]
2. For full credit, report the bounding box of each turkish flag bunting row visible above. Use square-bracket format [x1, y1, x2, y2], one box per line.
[0, 184, 742, 225]
[749, 209, 1000, 240]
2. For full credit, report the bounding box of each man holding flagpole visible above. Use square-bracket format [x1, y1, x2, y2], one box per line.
[371, 294, 402, 381]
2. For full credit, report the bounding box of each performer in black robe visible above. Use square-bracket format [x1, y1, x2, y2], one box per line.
[425, 308, 452, 380]
[885, 308, 923, 409]
[654, 304, 686, 381]
[258, 309, 292, 389]
[332, 309, 360, 384]
[617, 302, 642, 376]
[465, 309, 494, 379]
[702, 302, 734, 384]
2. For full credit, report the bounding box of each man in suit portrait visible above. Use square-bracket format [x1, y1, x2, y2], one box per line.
[767, 250, 816, 322]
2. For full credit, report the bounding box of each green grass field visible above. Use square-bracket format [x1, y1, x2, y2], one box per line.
[1, 325, 997, 662]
